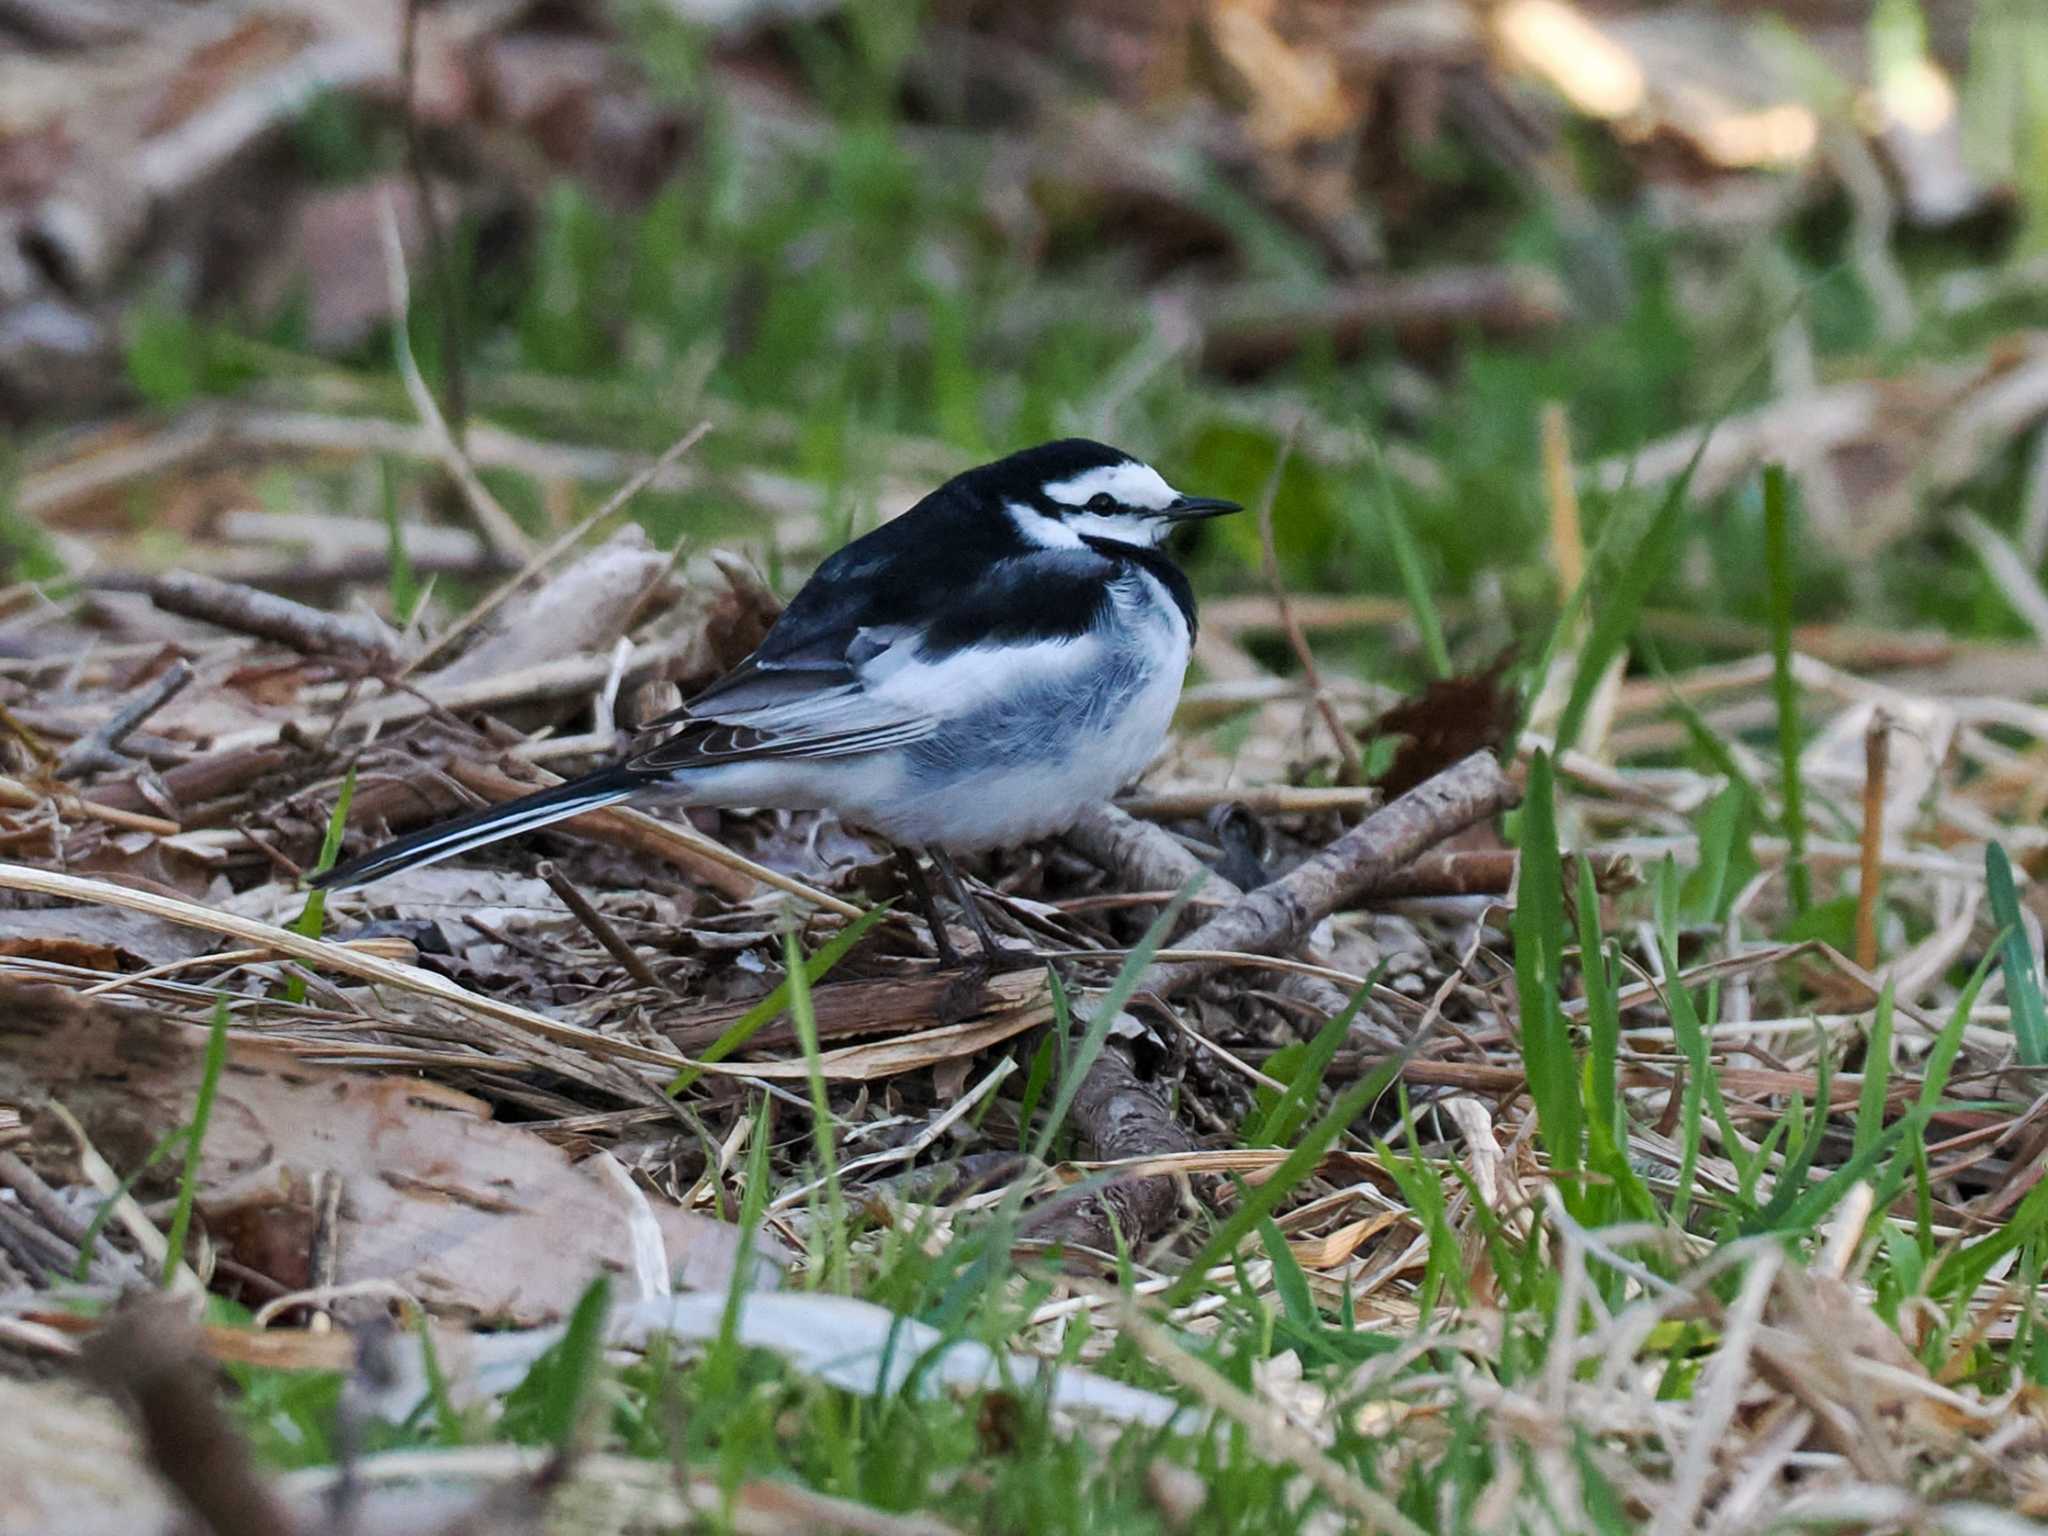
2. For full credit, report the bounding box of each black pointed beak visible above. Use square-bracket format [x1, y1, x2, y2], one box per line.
[1160, 495, 1242, 522]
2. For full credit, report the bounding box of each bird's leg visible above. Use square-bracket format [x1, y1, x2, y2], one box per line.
[895, 847, 960, 966]
[928, 847, 1004, 962]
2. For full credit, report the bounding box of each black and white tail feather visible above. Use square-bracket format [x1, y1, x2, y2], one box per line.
[313, 767, 639, 890]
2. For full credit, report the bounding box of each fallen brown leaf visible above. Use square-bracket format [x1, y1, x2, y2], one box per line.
[0, 984, 783, 1324]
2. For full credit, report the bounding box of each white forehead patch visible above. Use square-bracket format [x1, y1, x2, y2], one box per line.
[1040, 461, 1179, 512]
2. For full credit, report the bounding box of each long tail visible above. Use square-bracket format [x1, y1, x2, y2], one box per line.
[313, 765, 641, 889]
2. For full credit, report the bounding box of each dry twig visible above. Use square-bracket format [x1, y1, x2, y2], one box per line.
[536, 859, 669, 993]
[55, 659, 193, 779]
[1046, 752, 1516, 1253]
[1143, 750, 1517, 998]
[148, 573, 396, 667]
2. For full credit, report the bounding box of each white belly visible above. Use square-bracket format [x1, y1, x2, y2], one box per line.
[863, 644, 1185, 849]
[858, 583, 1189, 850]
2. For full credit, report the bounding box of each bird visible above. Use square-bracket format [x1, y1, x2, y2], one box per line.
[315, 438, 1240, 963]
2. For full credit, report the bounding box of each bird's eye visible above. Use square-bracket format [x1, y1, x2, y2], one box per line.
[1086, 493, 1117, 513]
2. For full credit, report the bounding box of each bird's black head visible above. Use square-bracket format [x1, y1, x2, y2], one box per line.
[954, 439, 1240, 550]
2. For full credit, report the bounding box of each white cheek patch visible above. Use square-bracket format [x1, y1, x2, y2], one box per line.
[1005, 500, 1085, 548]
[1041, 461, 1179, 513]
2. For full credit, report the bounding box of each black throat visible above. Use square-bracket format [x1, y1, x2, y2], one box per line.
[1080, 534, 1199, 641]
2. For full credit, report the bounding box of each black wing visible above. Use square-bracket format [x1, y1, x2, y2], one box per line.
[640, 480, 1031, 730]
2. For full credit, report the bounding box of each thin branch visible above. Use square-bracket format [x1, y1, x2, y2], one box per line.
[376, 192, 535, 563]
[1143, 749, 1518, 999]
[148, 572, 396, 666]
[56, 659, 193, 779]
[537, 858, 671, 993]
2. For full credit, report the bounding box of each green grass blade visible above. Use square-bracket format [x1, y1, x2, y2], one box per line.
[1864, 952, 1994, 1214]
[1761, 1114, 1915, 1238]
[532, 1274, 612, 1448]
[1364, 431, 1450, 679]
[1029, 878, 1199, 1166]
[1248, 974, 1376, 1147]
[705, 1094, 773, 1403]
[286, 767, 357, 1004]
[1259, 1215, 1318, 1331]
[380, 458, 419, 625]
[1763, 464, 1811, 916]
[1550, 459, 1699, 756]
[1679, 781, 1757, 927]
[1577, 860, 1620, 1142]
[162, 996, 231, 1287]
[1385, 1105, 1465, 1311]
[1516, 751, 1581, 1179]
[1015, 1030, 1058, 1154]
[667, 904, 889, 1093]
[73, 1123, 188, 1283]
[414, 1314, 464, 1444]
[1576, 856, 1656, 1223]
[1987, 842, 2048, 1065]
[1932, 1172, 2048, 1302]
[786, 923, 848, 1291]
[1852, 983, 1896, 1163]
[1751, 1033, 1831, 1225]
[1656, 858, 1749, 1222]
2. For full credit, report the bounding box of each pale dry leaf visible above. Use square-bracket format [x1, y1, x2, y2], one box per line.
[434, 1292, 1196, 1434]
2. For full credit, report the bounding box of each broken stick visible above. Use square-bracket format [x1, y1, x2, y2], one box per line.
[1141, 750, 1517, 1000]
[148, 573, 397, 667]
[1044, 751, 1518, 1254]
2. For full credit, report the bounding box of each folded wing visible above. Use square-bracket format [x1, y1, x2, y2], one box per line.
[628, 549, 1118, 775]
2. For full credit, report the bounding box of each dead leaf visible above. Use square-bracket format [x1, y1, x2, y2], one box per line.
[429, 526, 675, 687]
[0, 984, 784, 1324]
[0, 903, 215, 969]
[1367, 658, 1517, 800]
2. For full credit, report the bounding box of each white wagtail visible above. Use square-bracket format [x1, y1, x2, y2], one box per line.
[316, 439, 1240, 960]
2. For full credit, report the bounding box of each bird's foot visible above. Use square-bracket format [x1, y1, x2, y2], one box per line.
[933, 942, 1040, 1022]
[935, 963, 993, 1025]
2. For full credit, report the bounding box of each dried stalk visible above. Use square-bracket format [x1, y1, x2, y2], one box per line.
[376, 193, 534, 563]
[537, 859, 669, 992]
[0, 774, 179, 836]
